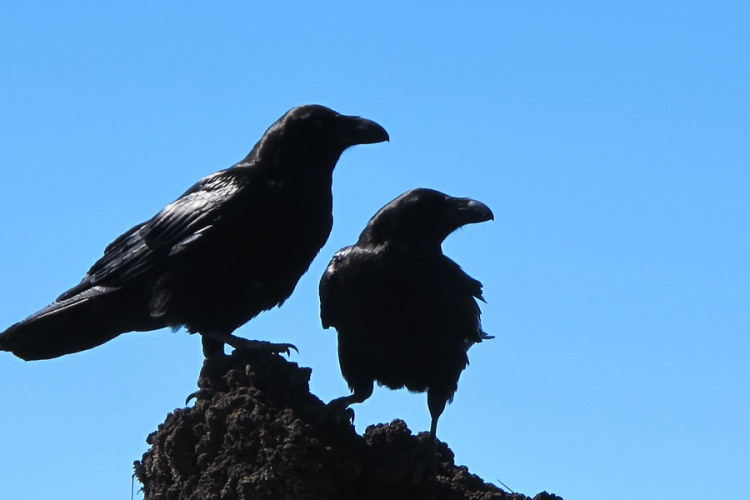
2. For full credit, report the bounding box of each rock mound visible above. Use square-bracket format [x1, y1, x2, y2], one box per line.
[134, 350, 561, 500]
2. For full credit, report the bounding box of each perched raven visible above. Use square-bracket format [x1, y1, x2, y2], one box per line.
[0, 104, 388, 361]
[319, 188, 493, 478]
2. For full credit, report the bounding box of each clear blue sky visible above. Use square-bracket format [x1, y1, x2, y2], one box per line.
[1, 2, 748, 499]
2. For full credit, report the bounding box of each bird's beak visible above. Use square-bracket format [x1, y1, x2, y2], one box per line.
[336, 115, 390, 147]
[449, 198, 494, 226]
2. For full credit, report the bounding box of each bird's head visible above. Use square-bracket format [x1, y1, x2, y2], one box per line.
[360, 188, 494, 248]
[248, 104, 389, 171]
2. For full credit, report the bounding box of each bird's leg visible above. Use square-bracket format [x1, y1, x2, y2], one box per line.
[189, 331, 296, 404]
[328, 382, 374, 410]
[325, 380, 373, 423]
[411, 389, 447, 484]
[183, 336, 226, 405]
[201, 335, 225, 358]
[201, 331, 297, 357]
[424, 415, 439, 479]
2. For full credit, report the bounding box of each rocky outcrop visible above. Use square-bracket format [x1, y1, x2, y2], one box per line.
[134, 350, 562, 500]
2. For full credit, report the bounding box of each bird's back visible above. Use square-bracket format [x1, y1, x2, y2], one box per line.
[157, 166, 334, 334]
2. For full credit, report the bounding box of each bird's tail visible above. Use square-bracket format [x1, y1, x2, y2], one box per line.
[0, 287, 162, 361]
[465, 330, 494, 351]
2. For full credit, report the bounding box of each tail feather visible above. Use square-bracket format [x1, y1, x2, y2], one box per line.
[0, 287, 164, 360]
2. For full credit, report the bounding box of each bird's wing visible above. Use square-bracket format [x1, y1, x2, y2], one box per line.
[319, 249, 345, 329]
[319, 246, 361, 329]
[434, 257, 490, 345]
[458, 270, 491, 344]
[57, 169, 252, 300]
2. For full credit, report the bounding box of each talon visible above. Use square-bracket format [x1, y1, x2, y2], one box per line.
[274, 343, 298, 357]
[337, 408, 354, 425]
[258, 341, 298, 356]
[185, 391, 200, 405]
[229, 339, 298, 356]
[201, 332, 298, 357]
[319, 397, 357, 425]
[185, 389, 214, 405]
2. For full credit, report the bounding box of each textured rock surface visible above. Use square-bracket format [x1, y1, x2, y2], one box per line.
[134, 350, 562, 500]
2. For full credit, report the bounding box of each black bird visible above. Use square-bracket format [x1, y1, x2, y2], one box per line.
[0, 104, 388, 361]
[319, 188, 493, 479]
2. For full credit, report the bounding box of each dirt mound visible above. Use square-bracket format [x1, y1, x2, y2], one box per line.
[134, 350, 562, 500]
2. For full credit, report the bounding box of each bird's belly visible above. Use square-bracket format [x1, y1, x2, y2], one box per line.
[340, 310, 470, 395]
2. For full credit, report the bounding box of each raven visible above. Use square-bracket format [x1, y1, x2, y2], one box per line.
[0, 104, 388, 361]
[319, 188, 493, 479]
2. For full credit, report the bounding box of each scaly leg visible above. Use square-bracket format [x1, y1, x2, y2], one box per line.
[326, 380, 374, 423]
[412, 389, 448, 484]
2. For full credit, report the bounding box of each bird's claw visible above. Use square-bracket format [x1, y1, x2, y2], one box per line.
[336, 406, 356, 424]
[185, 391, 199, 405]
[275, 342, 299, 356]
[185, 389, 215, 405]
[320, 400, 356, 425]
[230, 339, 298, 357]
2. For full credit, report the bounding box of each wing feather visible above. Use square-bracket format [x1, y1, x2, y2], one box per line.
[58, 169, 250, 300]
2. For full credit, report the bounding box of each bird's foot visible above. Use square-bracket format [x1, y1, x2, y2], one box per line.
[185, 388, 215, 405]
[408, 438, 438, 485]
[227, 338, 298, 357]
[201, 332, 298, 357]
[320, 398, 356, 425]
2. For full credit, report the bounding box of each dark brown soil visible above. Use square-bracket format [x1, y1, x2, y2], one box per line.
[134, 350, 562, 500]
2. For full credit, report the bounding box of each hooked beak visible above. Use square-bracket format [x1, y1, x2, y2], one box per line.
[449, 197, 494, 227]
[336, 115, 390, 147]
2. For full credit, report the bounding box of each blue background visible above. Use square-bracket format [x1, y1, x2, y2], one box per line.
[1, 3, 748, 499]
